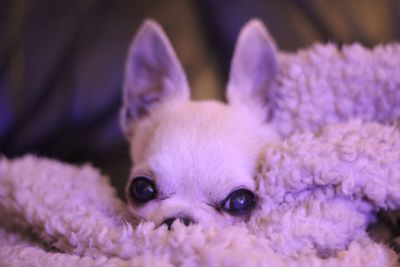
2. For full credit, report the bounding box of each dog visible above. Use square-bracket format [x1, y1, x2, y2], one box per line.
[121, 19, 280, 228]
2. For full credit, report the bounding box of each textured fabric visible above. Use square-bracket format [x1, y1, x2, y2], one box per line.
[271, 43, 400, 137]
[1, 41, 400, 266]
[1, 121, 400, 266]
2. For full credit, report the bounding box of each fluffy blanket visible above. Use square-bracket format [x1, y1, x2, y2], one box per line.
[1, 43, 400, 266]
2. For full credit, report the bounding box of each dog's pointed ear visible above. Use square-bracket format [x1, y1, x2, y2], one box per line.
[227, 19, 278, 111]
[121, 19, 190, 137]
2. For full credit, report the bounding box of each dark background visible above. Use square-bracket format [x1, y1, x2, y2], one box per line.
[1, 0, 399, 198]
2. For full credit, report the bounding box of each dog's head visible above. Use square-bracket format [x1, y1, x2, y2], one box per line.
[120, 19, 279, 228]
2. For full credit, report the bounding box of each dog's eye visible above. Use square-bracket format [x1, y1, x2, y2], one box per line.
[222, 189, 256, 215]
[128, 176, 157, 203]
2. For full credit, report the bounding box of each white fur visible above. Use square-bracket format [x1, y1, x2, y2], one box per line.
[122, 19, 280, 226]
[127, 100, 278, 225]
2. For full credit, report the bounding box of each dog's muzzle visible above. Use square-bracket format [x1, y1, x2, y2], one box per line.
[161, 216, 195, 230]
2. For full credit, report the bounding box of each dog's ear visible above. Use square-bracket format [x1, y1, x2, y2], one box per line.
[227, 19, 278, 112]
[121, 19, 190, 137]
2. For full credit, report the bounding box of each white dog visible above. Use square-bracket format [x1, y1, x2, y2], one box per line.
[121, 19, 280, 228]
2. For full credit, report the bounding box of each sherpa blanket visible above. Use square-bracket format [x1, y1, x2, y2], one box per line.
[1, 43, 400, 267]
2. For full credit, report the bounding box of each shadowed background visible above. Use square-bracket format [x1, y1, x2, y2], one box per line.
[1, 0, 400, 198]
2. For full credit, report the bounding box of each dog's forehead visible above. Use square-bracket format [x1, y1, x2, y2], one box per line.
[142, 101, 263, 200]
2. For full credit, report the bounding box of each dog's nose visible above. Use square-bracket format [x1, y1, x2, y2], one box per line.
[162, 216, 194, 230]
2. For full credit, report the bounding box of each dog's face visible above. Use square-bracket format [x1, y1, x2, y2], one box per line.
[121, 19, 279, 227]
